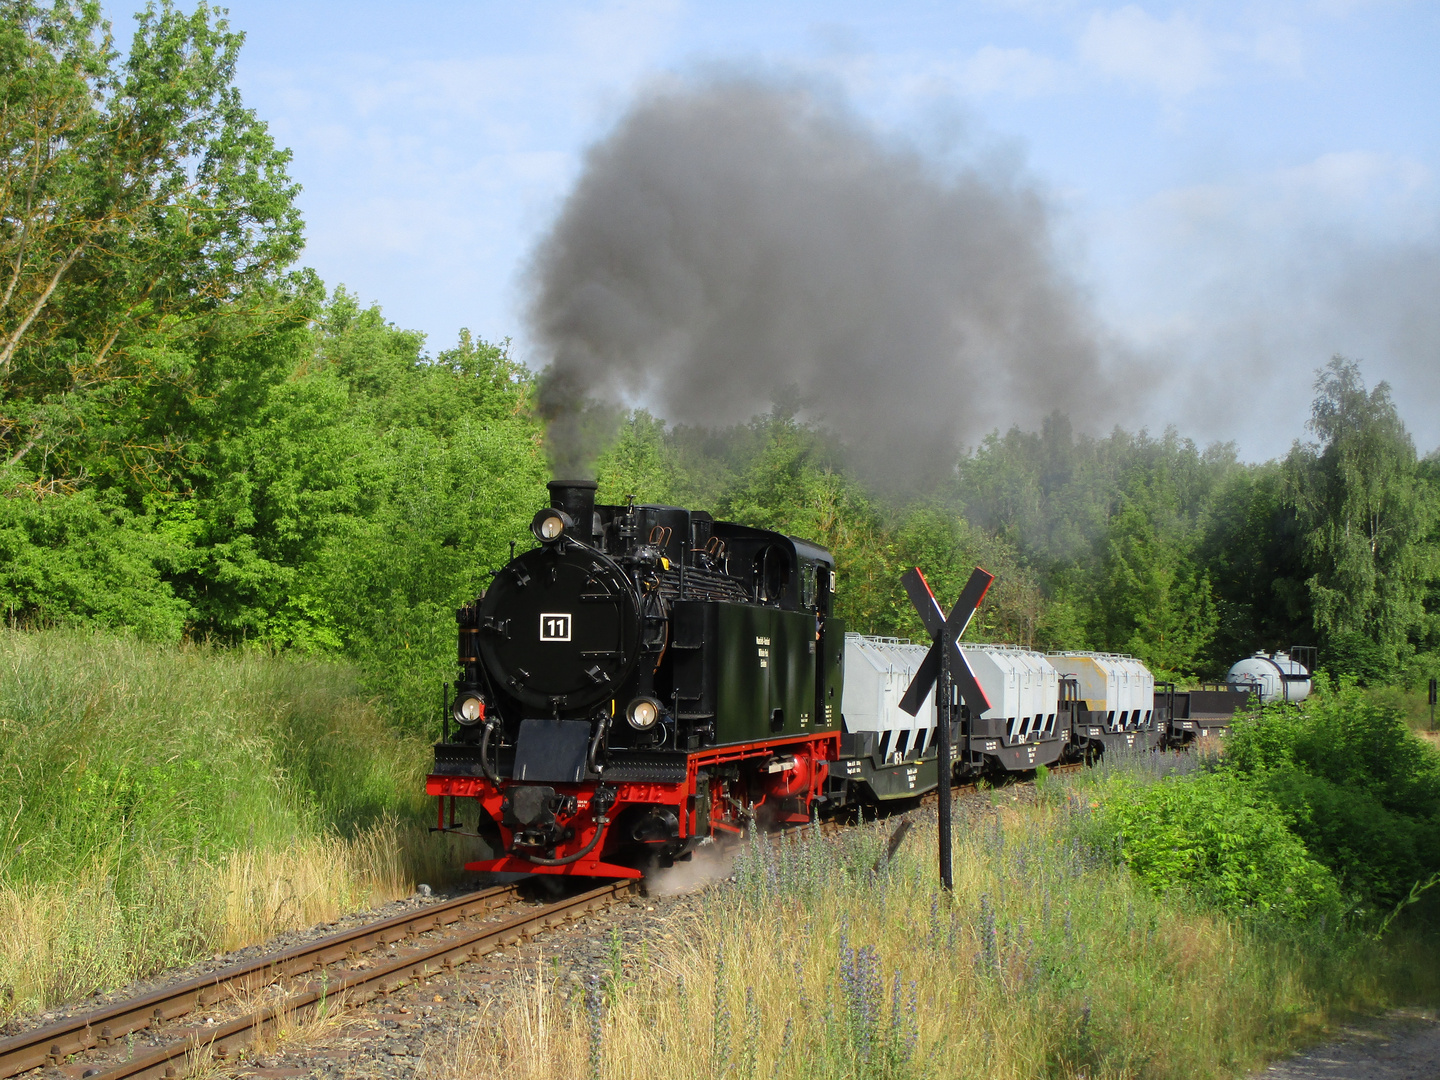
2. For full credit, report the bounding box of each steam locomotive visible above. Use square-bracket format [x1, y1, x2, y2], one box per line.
[428, 480, 842, 879]
[425, 483, 1301, 879]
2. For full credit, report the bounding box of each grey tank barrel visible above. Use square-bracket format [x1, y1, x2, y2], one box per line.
[548, 479, 598, 543]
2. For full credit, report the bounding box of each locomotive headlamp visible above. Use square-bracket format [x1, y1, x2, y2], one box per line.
[625, 696, 662, 731]
[530, 508, 573, 544]
[454, 693, 486, 726]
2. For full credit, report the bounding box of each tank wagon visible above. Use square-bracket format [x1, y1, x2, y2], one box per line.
[1227, 651, 1313, 705]
[426, 483, 1312, 878]
[1155, 650, 1312, 745]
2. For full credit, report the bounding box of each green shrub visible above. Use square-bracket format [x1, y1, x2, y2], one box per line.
[1224, 684, 1440, 907]
[0, 491, 190, 641]
[1259, 767, 1437, 910]
[1092, 773, 1342, 920]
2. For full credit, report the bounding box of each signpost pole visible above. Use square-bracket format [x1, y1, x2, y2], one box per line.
[937, 621, 953, 891]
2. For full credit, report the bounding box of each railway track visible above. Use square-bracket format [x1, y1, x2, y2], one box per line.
[1, 768, 1059, 1079]
[0, 879, 634, 1080]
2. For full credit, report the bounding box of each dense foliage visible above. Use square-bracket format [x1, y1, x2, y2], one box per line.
[2, 2, 1439, 733]
[1092, 769, 1342, 920]
[1225, 683, 1440, 909]
[1084, 684, 1440, 922]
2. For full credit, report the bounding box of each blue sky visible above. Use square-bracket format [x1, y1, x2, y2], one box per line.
[108, 1, 1440, 458]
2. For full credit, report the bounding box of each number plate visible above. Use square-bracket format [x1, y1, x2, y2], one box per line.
[539, 613, 572, 641]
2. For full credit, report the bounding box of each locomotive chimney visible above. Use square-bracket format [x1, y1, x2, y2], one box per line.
[548, 479, 598, 542]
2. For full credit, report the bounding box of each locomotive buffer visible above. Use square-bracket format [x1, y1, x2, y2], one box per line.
[899, 566, 994, 891]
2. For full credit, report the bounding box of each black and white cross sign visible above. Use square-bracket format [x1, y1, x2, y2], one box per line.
[899, 564, 994, 891]
[899, 566, 994, 718]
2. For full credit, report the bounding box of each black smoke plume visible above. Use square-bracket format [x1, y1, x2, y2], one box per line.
[527, 75, 1122, 487]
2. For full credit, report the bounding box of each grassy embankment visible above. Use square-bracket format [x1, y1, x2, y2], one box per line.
[0, 629, 464, 1019]
[427, 753, 1440, 1080]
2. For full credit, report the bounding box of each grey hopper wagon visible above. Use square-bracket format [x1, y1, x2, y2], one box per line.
[831, 634, 1071, 802]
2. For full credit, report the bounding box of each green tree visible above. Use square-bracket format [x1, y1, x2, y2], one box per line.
[716, 413, 893, 632]
[1095, 462, 1217, 676]
[955, 412, 1116, 566]
[280, 296, 545, 725]
[889, 503, 1042, 646]
[1199, 462, 1311, 664]
[1284, 357, 1436, 678]
[0, 0, 302, 492]
[1417, 451, 1440, 664]
[595, 410, 678, 505]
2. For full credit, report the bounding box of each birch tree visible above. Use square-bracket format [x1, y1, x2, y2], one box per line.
[1285, 357, 1436, 661]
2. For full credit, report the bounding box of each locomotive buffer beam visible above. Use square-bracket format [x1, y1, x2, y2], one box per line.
[900, 566, 994, 892]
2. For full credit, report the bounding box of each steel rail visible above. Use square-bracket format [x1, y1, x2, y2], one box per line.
[0, 882, 526, 1079]
[86, 880, 635, 1080]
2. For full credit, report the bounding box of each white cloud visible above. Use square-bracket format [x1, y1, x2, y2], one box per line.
[1090, 151, 1440, 457]
[959, 45, 1066, 97]
[1078, 5, 1216, 95]
[1250, 21, 1303, 77]
[1275, 151, 1432, 216]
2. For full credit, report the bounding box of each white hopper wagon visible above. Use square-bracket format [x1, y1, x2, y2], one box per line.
[957, 644, 1067, 772]
[1044, 651, 1158, 754]
[836, 635, 938, 800]
[833, 635, 1067, 799]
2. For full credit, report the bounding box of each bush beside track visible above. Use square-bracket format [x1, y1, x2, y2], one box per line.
[1077, 677, 1440, 921]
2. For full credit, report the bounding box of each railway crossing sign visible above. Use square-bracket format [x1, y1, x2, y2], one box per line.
[899, 567, 995, 718]
[900, 565, 994, 891]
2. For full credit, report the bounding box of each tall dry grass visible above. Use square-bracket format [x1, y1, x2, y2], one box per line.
[0, 821, 416, 1010]
[0, 629, 469, 1019]
[424, 793, 1416, 1080]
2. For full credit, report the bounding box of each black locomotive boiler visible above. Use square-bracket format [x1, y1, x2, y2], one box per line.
[427, 481, 845, 879]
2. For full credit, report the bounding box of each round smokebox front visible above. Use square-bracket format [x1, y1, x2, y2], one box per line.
[478, 545, 641, 713]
